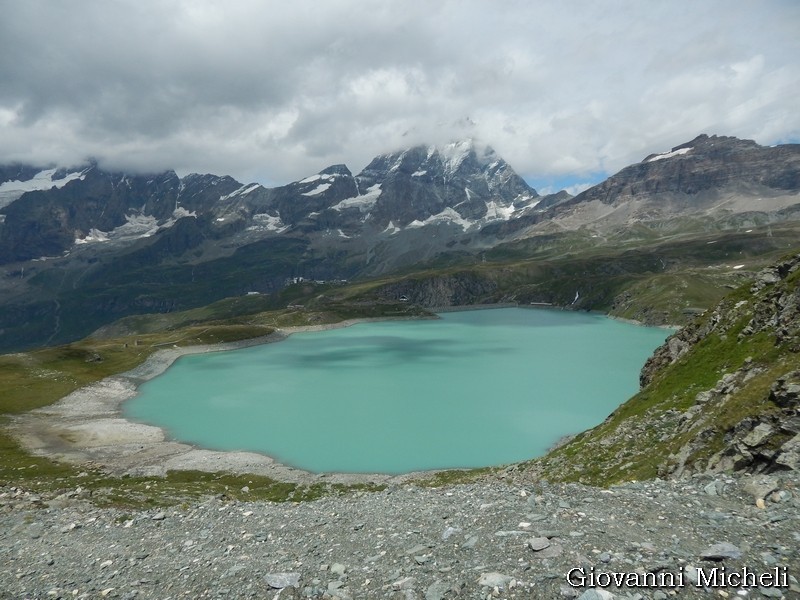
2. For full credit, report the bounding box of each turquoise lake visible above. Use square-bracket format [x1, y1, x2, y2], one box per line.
[125, 308, 668, 474]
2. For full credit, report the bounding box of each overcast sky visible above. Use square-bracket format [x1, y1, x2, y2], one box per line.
[1, 1, 798, 193]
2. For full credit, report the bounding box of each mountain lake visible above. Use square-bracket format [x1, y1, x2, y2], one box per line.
[124, 308, 669, 474]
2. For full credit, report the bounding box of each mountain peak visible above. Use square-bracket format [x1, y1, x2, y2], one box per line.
[318, 164, 350, 176]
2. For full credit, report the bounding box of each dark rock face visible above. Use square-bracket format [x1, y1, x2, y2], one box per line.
[770, 371, 800, 409]
[372, 272, 499, 307]
[258, 164, 359, 227]
[177, 173, 243, 214]
[0, 167, 182, 263]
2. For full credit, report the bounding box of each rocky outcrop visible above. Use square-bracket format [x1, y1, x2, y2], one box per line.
[655, 255, 800, 476]
[374, 272, 499, 307]
[703, 371, 800, 474]
[641, 254, 800, 388]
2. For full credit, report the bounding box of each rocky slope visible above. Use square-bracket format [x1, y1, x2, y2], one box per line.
[534, 252, 800, 485]
[580, 134, 800, 204]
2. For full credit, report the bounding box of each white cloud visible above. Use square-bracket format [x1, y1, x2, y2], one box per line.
[0, 0, 798, 186]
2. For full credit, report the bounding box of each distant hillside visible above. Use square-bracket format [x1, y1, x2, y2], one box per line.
[497, 134, 800, 240]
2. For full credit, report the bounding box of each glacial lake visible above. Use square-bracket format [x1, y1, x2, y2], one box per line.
[125, 308, 668, 474]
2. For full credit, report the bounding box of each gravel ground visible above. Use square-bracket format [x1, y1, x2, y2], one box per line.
[2, 472, 799, 599]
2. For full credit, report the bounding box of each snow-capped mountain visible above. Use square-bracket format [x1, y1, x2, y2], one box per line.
[349, 140, 539, 231]
[0, 140, 545, 266]
[206, 139, 542, 244]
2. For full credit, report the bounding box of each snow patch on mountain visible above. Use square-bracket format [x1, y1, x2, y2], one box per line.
[438, 140, 473, 173]
[407, 207, 473, 232]
[172, 207, 197, 219]
[219, 183, 261, 202]
[73, 206, 198, 247]
[249, 213, 288, 233]
[74, 228, 110, 245]
[389, 151, 408, 172]
[73, 215, 155, 246]
[382, 221, 401, 235]
[332, 184, 382, 211]
[114, 214, 160, 239]
[299, 171, 344, 185]
[302, 183, 332, 196]
[646, 147, 693, 162]
[484, 200, 516, 221]
[0, 168, 87, 208]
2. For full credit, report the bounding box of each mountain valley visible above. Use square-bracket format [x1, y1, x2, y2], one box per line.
[0, 134, 799, 353]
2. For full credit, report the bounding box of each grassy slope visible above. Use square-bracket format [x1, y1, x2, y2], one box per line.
[531, 260, 800, 485]
[333, 226, 794, 325]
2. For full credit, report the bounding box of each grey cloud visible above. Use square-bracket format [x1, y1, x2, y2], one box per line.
[0, 0, 798, 187]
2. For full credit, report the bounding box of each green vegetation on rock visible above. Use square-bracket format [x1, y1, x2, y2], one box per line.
[531, 251, 800, 485]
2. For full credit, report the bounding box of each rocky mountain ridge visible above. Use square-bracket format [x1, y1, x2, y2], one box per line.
[504, 134, 800, 239]
[0, 140, 543, 266]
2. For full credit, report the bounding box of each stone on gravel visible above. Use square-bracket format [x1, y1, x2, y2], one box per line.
[742, 475, 780, 501]
[425, 580, 450, 600]
[478, 572, 513, 588]
[441, 526, 460, 540]
[392, 576, 416, 590]
[700, 542, 742, 561]
[527, 536, 551, 551]
[576, 589, 614, 600]
[265, 572, 300, 589]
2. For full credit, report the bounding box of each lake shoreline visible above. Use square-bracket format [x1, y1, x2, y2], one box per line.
[7, 305, 670, 483]
[8, 315, 448, 485]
